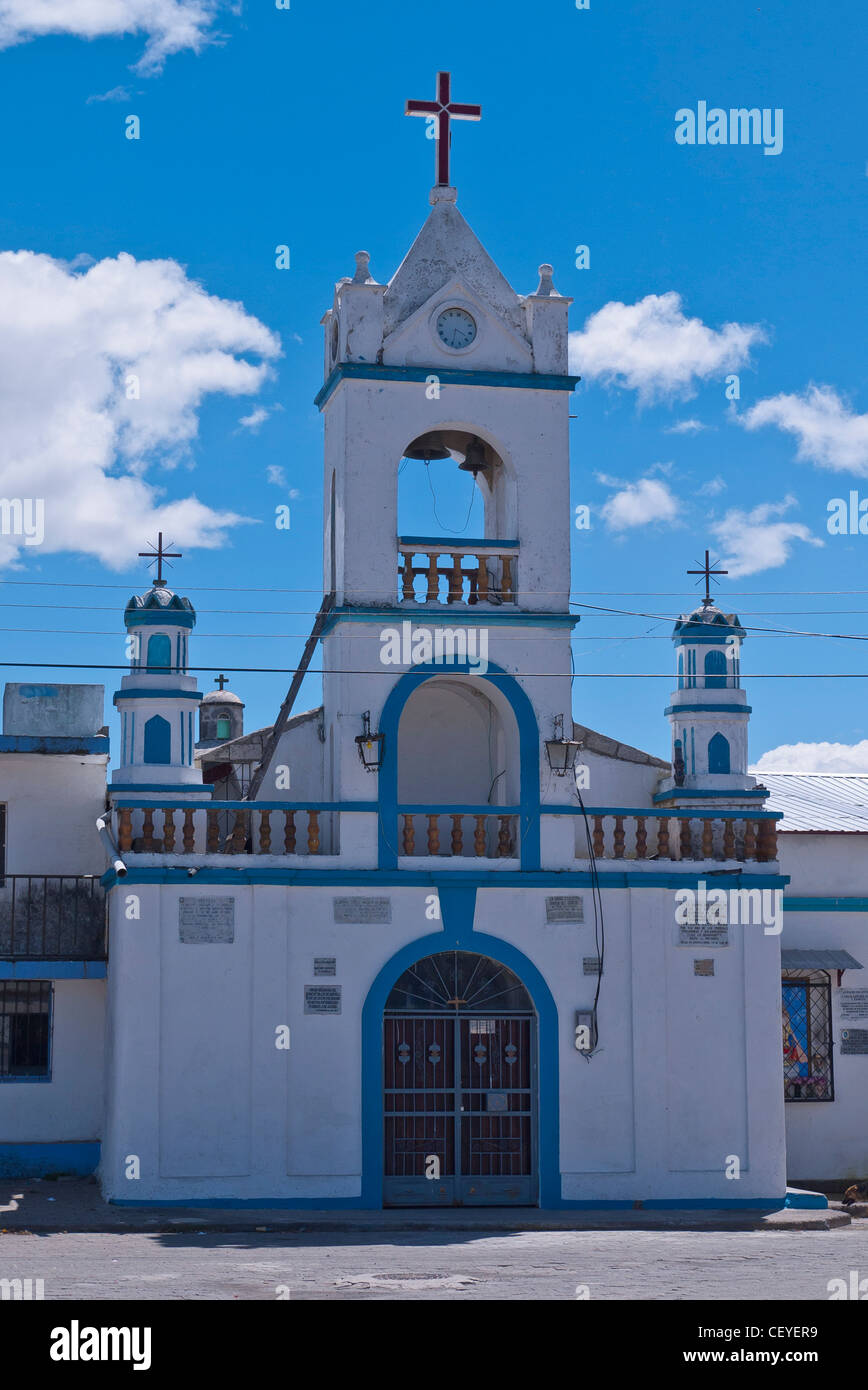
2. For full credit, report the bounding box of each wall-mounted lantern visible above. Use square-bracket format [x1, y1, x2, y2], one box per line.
[355, 710, 385, 772]
[544, 713, 582, 777]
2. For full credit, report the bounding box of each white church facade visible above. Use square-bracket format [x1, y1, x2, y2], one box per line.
[1, 99, 865, 1207]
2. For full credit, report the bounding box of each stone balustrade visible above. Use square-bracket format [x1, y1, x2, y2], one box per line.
[399, 809, 518, 858]
[577, 812, 777, 863]
[115, 805, 328, 856]
[398, 537, 517, 606]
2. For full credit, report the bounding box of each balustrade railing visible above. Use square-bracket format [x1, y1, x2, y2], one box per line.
[398, 537, 517, 606]
[0, 876, 106, 959]
[398, 809, 518, 858]
[115, 805, 331, 857]
[576, 812, 777, 863]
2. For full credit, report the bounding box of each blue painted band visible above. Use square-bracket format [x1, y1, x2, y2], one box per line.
[653, 788, 770, 802]
[0, 962, 106, 978]
[664, 704, 752, 716]
[785, 898, 868, 910]
[111, 799, 374, 811]
[113, 689, 202, 704]
[109, 783, 214, 795]
[107, 1194, 787, 1212]
[398, 535, 520, 549]
[0, 1142, 100, 1177]
[672, 632, 746, 645]
[399, 803, 521, 815]
[99, 866, 790, 890]
[0, 735, 110, 754]
[124, 611, 196, 629]
[562, 805, 781, 820]
[322, 608, 579, 635]
[315, 362, 580, 409]
[110, 1196, 364, 1208]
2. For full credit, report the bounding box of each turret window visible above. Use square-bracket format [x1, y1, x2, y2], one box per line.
[146, 633, 172, 670]
[704, 649, 727, 689]
[143, 714, 171, 765]
[216, 717, 231, 740]
[708, 732, 730, 775]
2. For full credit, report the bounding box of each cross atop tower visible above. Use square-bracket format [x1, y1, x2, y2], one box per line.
[405, 71, 481, 188]
[687, 549, 728, 607]
[214, 673, 230, 691]
[138, 532, 182, 589]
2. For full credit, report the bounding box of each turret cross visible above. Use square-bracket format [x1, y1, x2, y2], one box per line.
[406, 71, 481, 187]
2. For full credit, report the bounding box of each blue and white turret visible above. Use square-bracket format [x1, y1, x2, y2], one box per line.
[110, 552, 204, 793]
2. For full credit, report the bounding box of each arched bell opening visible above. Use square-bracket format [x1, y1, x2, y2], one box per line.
[396, 676, 520, 858]
[397, 427, 518, 607]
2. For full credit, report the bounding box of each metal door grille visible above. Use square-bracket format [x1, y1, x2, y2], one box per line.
[383, 951, 537, 1207]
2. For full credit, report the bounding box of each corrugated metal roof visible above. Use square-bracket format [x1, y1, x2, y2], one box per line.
[757, 773, 868, 832]
[781, 950, 863, 971]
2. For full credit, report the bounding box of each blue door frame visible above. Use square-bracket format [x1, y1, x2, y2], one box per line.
[360, 888, 560, 1208]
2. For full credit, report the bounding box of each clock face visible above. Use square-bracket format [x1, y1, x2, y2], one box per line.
[436, 307, 477, 350]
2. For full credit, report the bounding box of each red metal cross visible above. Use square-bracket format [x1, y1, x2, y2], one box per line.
[405, 71, 481, 187]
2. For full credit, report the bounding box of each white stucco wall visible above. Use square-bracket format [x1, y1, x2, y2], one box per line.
[0, 754, 108, 875]
[0, 979, 105, 1142]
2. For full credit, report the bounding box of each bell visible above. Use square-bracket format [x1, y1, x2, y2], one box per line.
[457, 437, 488, 477]
[403, 432, 450, 461]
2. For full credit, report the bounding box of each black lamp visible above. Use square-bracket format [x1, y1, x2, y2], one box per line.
[355, 710, 385, 772]
[544, 714, 582, 777]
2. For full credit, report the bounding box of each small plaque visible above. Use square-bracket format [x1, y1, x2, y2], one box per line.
[694, 958, 715, 977]
[314, 957, 337, 977]
[582, 957, 601, 975]
[840, 989, 868, 1021]
[679, 922, 729, 947]
[546, 895, 584, 924]
[840, 1028, 868, 1055]
[179, 896, 235, 944]
[304, 985, 342, 1015]
[333, 896, 391, 924]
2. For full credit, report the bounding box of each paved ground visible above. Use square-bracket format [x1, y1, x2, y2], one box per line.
[2, 1225, 868, 1299]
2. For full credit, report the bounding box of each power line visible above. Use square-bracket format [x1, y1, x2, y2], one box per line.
[0, 661, 864, 678]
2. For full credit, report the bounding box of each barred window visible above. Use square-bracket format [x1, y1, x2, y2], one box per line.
[0, 981, 52, 1080]
[782, 972, 834, 1102]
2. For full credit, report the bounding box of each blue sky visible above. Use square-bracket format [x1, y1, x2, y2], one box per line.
[0, 0, 865, 768]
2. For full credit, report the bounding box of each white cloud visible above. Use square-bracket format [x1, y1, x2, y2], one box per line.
[698, 475, 726, 497]
[752, 741, 868, 774]
[0, 248, 280, 570]
[710, 496, 822, 577]
[569, 292, 766, 403]
[239, 406, 269, 432]
[665, 418, 709, 434]
[86, 85, 132, 103]
[739, 384, 868, 473]
[600, 477, 680, 531]
[0, 0, 223, 73]
[266, 464, 285, 487]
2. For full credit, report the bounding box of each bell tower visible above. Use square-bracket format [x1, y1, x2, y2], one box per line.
[313, 74, 581, 852]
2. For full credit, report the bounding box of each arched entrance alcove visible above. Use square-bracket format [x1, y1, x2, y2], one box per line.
[377, 661, 540, 869]
[360, 921, 559, 1210]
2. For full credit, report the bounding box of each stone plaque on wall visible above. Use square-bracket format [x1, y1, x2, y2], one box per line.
[304, 985, 342, 1015]
[840, 1028, 868, 1055]
[333, 896, 391, 924]
[694, 959, 715, 976]
[546, 895, 584, 924]
[839, 989, 868, 1021]
[582, 957, 601, 975]
[314, 957, 337, 977]
[179, 896, 235, 944]
[679, 921, 729, 948]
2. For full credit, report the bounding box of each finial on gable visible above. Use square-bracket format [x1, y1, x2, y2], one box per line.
[353, 251, 373, 283]
[534, 263, 557, 297]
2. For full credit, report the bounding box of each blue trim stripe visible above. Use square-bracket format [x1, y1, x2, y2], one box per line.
[322, 608, 579, 635]
[0, 1142, 100, 1177]
[664, 704, 752, 716]
[653, 787, 770, 803]
[124, 611, 196, 629]
[785, 898, 868, 910]
[398, 535, 520, 549]
[0, 961, 106, 978]
[99, 867, 789, 890]
[113, 690, 202, 704]
[315, 362, 580, 409]
[0, 735, 109, 754]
